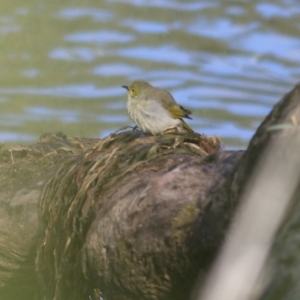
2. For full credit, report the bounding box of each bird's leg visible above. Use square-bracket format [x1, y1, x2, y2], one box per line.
[112, 125, 141, 135]
[132, 125, 140, 131]
[113, 126, 136, 134]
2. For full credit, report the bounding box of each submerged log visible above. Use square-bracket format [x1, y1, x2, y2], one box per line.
[0, 83, 299, 300]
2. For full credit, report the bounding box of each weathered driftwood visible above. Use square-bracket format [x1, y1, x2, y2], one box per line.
[0, 83, 299, 300]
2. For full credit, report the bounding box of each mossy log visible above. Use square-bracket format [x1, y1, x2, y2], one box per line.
[0, 83, 299, 300]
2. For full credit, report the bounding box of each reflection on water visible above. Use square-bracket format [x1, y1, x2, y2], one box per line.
[0, 0, 299, 149]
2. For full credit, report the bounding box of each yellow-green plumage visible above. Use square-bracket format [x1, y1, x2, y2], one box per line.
[122, 80, 193, 134]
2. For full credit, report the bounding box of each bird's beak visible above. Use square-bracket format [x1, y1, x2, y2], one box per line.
[122, 85, 129, 91]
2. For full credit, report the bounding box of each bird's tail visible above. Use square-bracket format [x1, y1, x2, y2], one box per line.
[181, 119, 193, 132]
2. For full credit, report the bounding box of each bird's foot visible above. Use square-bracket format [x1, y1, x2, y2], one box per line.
[113, 125, 138, 134]
[132, 125, 140, 132]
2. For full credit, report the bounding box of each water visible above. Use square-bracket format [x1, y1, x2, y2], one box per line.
[0, 0, 299, 149]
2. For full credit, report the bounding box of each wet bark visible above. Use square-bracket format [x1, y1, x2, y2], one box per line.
[0, 83, 299, 300]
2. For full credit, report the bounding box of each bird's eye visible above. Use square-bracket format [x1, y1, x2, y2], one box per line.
[131, 88, 135, 93]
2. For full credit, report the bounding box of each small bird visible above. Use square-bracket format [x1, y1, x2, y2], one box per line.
[122, 80, 193, 135]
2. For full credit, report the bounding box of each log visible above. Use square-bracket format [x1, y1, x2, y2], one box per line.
[35, 131, 229, 300]
[0, 83, 299, 300]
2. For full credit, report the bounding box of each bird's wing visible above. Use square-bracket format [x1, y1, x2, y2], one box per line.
[148, 88, 192, 119]
[164, 104, 192, 120]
